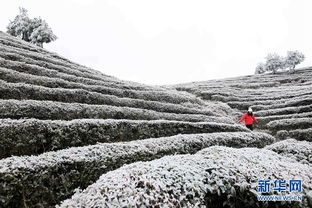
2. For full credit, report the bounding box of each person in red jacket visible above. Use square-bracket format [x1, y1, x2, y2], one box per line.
[237, 107, 259, 130]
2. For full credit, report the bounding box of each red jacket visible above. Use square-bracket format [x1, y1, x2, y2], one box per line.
[238, 113, 259, 125]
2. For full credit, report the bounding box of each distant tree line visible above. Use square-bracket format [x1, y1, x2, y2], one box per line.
[6, 7, 57, 48]
[255, 51, 305, 74]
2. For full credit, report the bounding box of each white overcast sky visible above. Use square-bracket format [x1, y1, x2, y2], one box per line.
[1, 0, 311, 85]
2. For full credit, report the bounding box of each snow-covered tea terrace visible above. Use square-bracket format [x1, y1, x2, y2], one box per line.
[0, 31, 311, 207]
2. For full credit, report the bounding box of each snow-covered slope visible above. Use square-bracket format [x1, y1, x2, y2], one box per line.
[172, 68, 312, 141]
[58, 146, 312, 208]
[0, 31, 311, 207]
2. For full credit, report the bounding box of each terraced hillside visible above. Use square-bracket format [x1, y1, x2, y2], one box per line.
[0, 31, 311, 208]
[173, 69, 312, 141]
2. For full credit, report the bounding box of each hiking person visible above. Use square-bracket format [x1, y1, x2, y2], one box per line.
[237, 107, 259, 130]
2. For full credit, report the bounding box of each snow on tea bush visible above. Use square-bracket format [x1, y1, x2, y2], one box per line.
[0, 66, 201, 104]
[258, 112, 312, 126]
[0, 55, 151, 91]
[267, 118, 312, 132]
[256, 104, 312, 117]
[226, 90, 312, 102]
[0, 41, 103, 78]
[0, 132, 274, 207]
[0, 99, 229, 123]
[0, 41, 195, 94]
[265, 139, 312, 164]
[58, 146, 312, 208]
[195, 84, 312, 103]
[230, 81, 279, 89]
[0, 43, 159, 91]
[0, 65, 204, 107]
[173, 70, 312, 93]
[276, 128, 312, 142]
[0, 35, 130, 80]
[251, 97, 312, 111]
[200, 101, 237, 117]
[0, 80, 212, 115]
[0, 118, 248, 157]
[0, 31, 47, 52]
